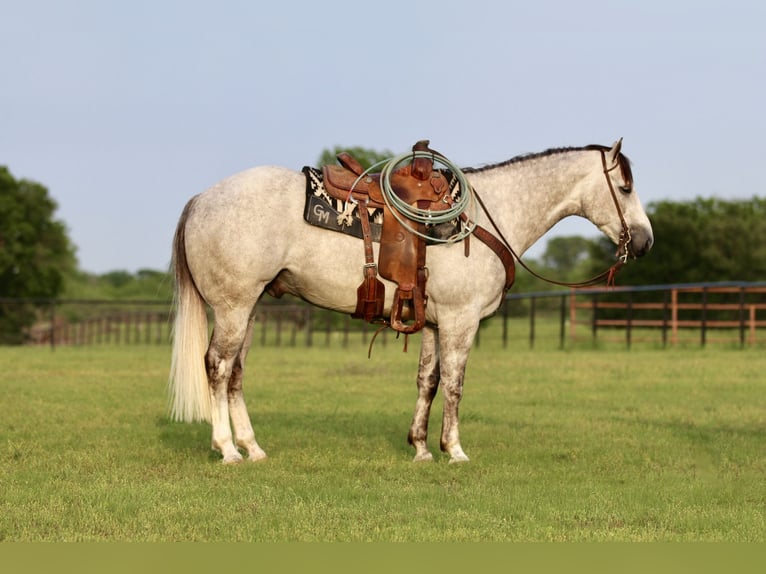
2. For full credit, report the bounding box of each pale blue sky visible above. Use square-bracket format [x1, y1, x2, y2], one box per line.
[2, 0, 764, 273]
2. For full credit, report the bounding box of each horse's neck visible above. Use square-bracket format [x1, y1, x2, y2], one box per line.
[466, 152, 592, 256]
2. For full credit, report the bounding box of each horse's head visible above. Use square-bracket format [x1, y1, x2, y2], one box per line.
[584, 139, 653, 260]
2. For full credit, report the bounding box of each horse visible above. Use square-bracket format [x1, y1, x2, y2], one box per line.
[168, 139, 653, 464]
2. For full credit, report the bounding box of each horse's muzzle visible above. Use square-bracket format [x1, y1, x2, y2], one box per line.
[628, 228, 653, 258]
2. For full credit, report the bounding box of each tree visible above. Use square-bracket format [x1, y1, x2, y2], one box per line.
[0, 166, 76, 343]
[317, 145, 394, 171]
[587, 197, 766, 285]
[541, 236, 595, 280]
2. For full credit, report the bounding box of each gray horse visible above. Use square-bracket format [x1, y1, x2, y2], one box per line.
[168, 139, 653, 464]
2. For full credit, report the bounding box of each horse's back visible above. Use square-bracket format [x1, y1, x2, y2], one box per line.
[190, 165, 303, 222]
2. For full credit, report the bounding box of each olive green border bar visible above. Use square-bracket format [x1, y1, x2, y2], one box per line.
[1, 543, 764, 573]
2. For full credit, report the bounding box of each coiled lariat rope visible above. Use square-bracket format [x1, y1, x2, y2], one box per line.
[347, 151, 476, 242]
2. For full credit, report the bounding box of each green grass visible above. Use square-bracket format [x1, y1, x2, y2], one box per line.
[0, 339, 764, 541]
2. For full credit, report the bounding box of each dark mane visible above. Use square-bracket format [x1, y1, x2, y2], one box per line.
[463, 144, 633, 185]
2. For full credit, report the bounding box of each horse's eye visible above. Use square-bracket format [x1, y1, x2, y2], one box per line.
[619, 185, 632, 194]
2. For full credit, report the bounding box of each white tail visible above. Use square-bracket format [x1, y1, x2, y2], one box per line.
[168, 198, 211, 423]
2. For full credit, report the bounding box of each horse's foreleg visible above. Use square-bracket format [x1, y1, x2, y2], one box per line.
[227, 314, 267, 462]
[408, 326, 440, 462]
[438, 320, 479, 463]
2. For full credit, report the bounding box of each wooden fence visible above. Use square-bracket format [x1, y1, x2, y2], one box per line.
[565, 282, 766, 348]
[15, 300, 174, 348]
[33, 310, 172, 347]
[4, 282, 766, 349]
[7, 298, 399, 350]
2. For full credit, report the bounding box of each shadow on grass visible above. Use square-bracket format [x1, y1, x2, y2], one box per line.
[155, 415, 215, 459]
[154, 409, 419, 463]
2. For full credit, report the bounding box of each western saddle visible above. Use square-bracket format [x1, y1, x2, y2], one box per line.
[321, 140, 515, 336]
[322, 140, 453, 334]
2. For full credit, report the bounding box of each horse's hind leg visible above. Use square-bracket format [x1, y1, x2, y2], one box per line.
[206, 307, 253, 464]
[227, 312, 267, 461]
[408, 326, 440, 462]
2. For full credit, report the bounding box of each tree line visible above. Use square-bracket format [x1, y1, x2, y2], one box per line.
[2, 150, 765, 342]
[589, 197, 766, 286]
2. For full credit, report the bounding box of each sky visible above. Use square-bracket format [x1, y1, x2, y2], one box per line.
[1, 0, 764, 274]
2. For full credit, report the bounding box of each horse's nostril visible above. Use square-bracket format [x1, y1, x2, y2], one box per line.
[635, 237, 653, 257]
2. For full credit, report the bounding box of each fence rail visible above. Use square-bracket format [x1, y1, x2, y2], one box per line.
[564, 282, 766, 348]
[3, 281, 766, 349]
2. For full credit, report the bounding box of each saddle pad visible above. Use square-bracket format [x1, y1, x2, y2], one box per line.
[301, 166, 463, 243]
[302, 167, 383, 242]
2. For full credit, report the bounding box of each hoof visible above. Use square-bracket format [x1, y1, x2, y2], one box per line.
[448, 452, 470, 464]
[248, 450, 268, 463]
[222, 451, 244, 465]
[412, 452, 434, 463]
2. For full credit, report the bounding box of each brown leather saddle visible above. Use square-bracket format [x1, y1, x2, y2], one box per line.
[322, 140, 455, 333]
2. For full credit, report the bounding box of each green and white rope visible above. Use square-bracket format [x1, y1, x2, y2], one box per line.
[349, 151, 476, 243]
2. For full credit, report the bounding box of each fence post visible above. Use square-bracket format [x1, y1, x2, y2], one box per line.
[290, 309, 298, 347]
[502, 299, 508, 348]
[700, 287, 708, 347]
[529, 296, 536, 349]
[569, 291, 577, 344]
[260, 308, 268, 346]
[49, 301, 56, 351]
[342, 315, 350, 348]
[155, 312, 163, 345]
[749, 306, 756, 345]
[275, 310, 283, 346]
[591, 293, 599, 345]
[671, 289, 678, 346]
[305, 307, 313, 347]
[738, 287, 746, 348]
[559, 294, 566, 350]
[625, 291, 633, 350]
[134, 312, 140, 344]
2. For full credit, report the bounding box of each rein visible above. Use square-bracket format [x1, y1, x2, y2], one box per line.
[474, 149, 633, 289]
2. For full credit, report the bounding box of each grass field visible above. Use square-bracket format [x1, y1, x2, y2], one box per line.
[0, 335, 764, 541]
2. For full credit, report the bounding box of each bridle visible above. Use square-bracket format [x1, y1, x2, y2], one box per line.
[599, 149, 633, 266]
[474, 149, 633, 289]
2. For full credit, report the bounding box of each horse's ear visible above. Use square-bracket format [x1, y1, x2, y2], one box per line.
[607, 138, 623, 165]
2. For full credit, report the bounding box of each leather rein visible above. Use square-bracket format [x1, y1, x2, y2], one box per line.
[473, 149, 633, 289]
